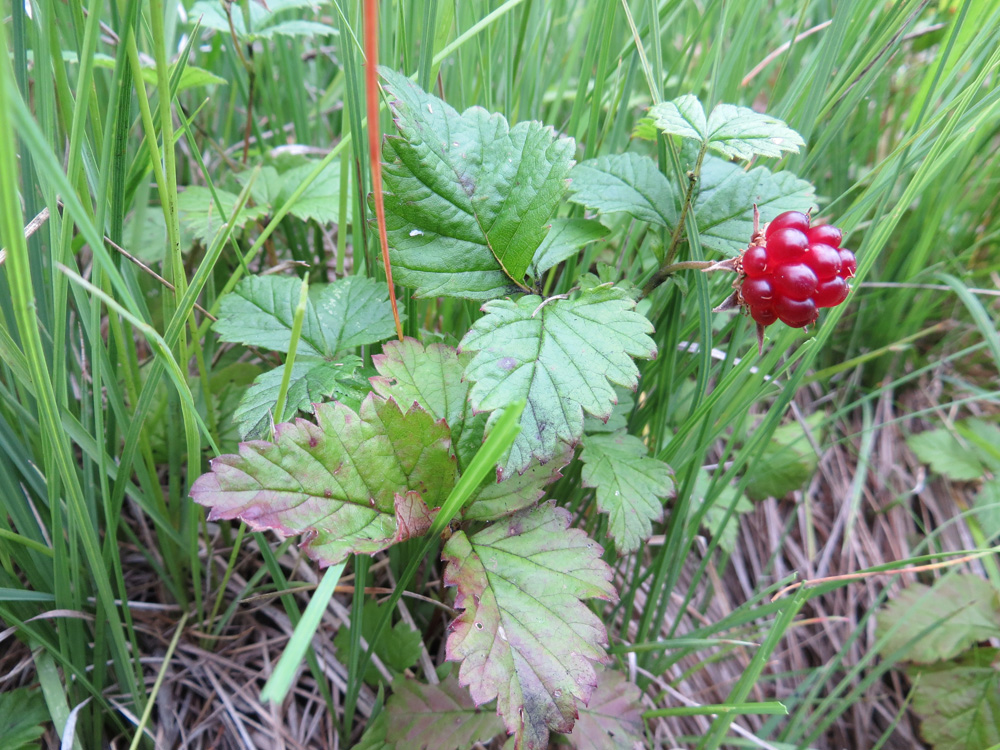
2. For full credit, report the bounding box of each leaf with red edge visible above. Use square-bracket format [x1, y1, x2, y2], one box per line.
[463, 445, 574, 521]
[565, 667, 645, 750]
[385, 672, 505, 749]
[442, 503, 618, 749]
[190, 394, 456, 565]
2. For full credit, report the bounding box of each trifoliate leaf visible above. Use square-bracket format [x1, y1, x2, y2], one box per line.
[384, 673, 505, 749]
[332, 600, 422, 685]
[695, 156, 815, 255]
[566, 153, 678, 227]
[370, 337, 486, 472]
[908, 648, 1000, 750]
[190, 394, 456, 565]
[177, 186, 268, 244]
[443, 503, 617, 750]
[530, 218, 611, 278]
[877, 576, 1000, 664]
[580, 431, 671, 553]
[564, 667, 645, 750]
[379, 68, 575, 299]
[650, 94, 805, 161]
[213, 275, 399, 357]
[232, 356, 367, 439]
[460, 286, 656, 479]
[0, 687, 49, 750]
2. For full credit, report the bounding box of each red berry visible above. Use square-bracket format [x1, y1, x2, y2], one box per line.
[838, 249, 857, 278]
[807, 224, 843, 247]
[742, 246, 769, 277]
[814, 277, 849, 308]
[765, 211, 810, 239]
[766, 227, 809, 263]
[774, 296, 817, 328]
[803, 243, 842, 281]
[741, 277, 773, 306]
[750, 305, 777, 326]
[773, 263, 818, 301]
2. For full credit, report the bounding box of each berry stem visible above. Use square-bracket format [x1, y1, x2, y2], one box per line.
[641, 141, 710, 298]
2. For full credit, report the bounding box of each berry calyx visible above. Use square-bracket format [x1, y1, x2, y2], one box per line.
[709, 207, 855, 353]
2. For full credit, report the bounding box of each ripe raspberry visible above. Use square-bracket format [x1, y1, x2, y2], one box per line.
[710, 207, 855, 353]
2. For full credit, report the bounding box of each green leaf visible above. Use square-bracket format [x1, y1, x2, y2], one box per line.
[695, 156, 816, 255]
[909, 648, 1000, 750]
[213, 275, 399, 357]
[566, 153, 678, 227]
[379, 68, 575, 299]
[744, 417, 822, 501]
[0, 687, 49, 750]
[234, 165, 283, 207]
[333, 600, 422, 685]
[232, 356, 366, 440]
[460, 286, 657, 479]
[563, 668, 645, 750]
[277, 160, 351, 224]
[877, 576, 1000, 664]
[907, 427, 987, 482]
[689, 469, 752, 554]
[384, 673, 505, 749]
[354, 710, 392, 750]
[530, 218, 611, 277]
[583, 386, 635, 435]
[464, 446, 573, 522]
[190, 394, 457, 565]
[254, 19, 338, 38]
[177, 185, 268, 244]
[191, 0, 334, 40]
[580, 431, 672, 553]
[975, 479, 1000, 543]
[442, 503, 617, 749]
[649, 94, 805, 161]
[81, 53, 227, 90]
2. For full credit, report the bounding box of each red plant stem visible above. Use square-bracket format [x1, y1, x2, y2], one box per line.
[364, 0, 405, 342]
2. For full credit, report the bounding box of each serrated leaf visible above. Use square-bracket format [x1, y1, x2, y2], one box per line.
[907, 428, 987, 482]
[88, 53, 227, 90]
[688, 469, 752, 554]
[443, 503, 617, 750]
[650, 94, 805, 161]
[464, 446, 573, 521]
[0, 687, 49, 750]
[580, 431, 671, 553]
[385, 673, 505, 749]
[744, 417, 822, 501]
[460, 286, 657, 479]
[908, 648, 1000, 750]
[564, 668, 645, 750]
[213, 275, 399, 357]
[694, 156, 815, 255]
[333, 600, 422, 685]
[277, 160, 351, 224]
[190, 394, 456, 565]
[233, 356, 366, 439]
[379, 68, 575, 299]
[234, 165, 283, 207]
[178, 185, 268, 244]
[530, 218, 611, 277]
[354, 711, 393, 750]
[584, 387, 635, 435]
[877, 576, 1000, 664]
[191, 0, 330, 39]
[566, 153, 678, 227]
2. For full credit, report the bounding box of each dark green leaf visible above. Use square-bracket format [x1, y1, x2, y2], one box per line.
[566, 153, 678, 227]
[277, 160, 351, 224]
[744, 418, 822, 501]
[530, 218, 611, 277]
[443, 503, 617, 749]
[0, 687, 49, 750]
[190, 394, 456, 565]
[379, 68, 575, 299]
[580, 431, 672, 553]
[460, 286, 657, 479]
[213, 275, 399, 357]
[333, 600, 422, 685]
[877, 576, 1000, 664]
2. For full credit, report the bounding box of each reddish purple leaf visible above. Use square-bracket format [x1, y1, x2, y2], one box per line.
[565, 667, 645, 750]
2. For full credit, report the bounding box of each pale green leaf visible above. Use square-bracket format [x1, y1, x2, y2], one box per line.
[583, 386, 635, 435]
[909, 648, 1000, 750]
[744, 417, 822, 501]
[580, 431, 671, 553]
[191, 0, 330, 39]
[234, 165, 283, 207]
[213, 275, 399, 357]
[650, 94, 805, 160]
[564, 667, 645, 750]
[460, 286, 657, 479]
[974, 479, 1000, 543]
[566, 153, 678, 227]
[907, 427, 987, 482]
[877, 576, 1000, 664]
[177, 186, 268, 244]
[233, 356, 366, 439]
[190, 394, 457, 565]
[530, 218, 610, 277]
[443, 503, 617, 748]
[379, 68, 575, 299]
[464, 446, 573, 521]
[689, 469, 752, 554]
[384, 673, 505, 749]
[255, 20, 338, 38]
[277, 160, 351, 224]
